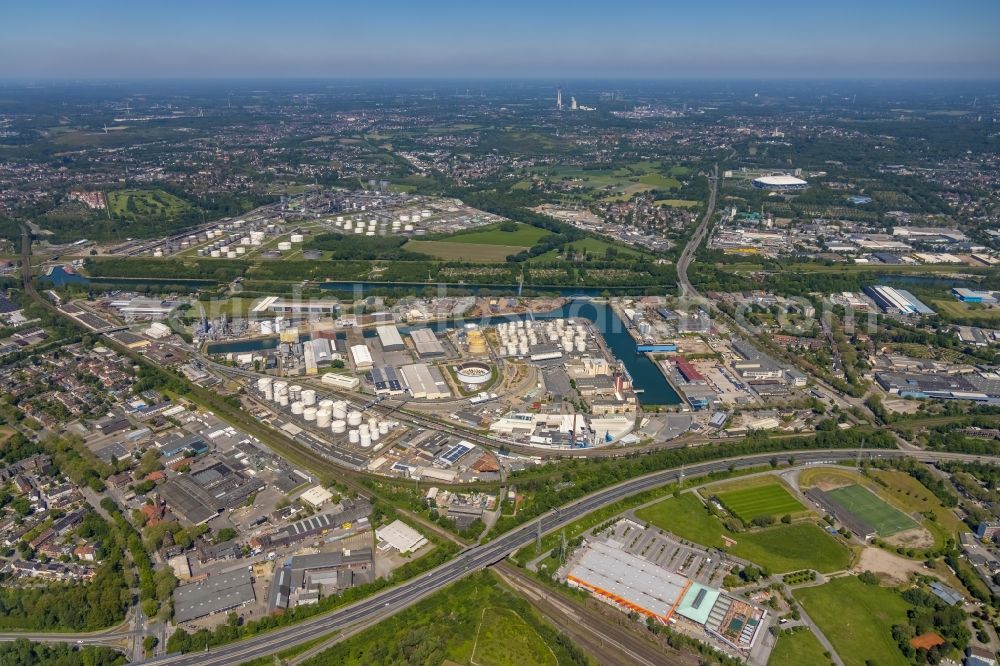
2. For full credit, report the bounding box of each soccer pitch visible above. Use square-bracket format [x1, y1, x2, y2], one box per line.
[825, 484, 917, 536]
[716, 481, 807, 522]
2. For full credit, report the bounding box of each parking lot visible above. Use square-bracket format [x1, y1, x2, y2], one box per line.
[606, 518, 730, 587]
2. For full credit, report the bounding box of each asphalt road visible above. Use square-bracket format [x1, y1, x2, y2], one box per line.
[136, 447, 991, 665]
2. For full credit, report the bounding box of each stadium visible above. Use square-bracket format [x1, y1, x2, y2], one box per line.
[751, 174, 809, 191]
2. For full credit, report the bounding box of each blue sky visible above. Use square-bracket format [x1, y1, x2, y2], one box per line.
[2, 0, 998, 79]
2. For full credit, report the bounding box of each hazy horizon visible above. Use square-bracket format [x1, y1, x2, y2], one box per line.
[3, 0, 999, 80]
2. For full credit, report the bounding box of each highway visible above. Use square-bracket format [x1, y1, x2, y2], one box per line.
[677, 164, 719, 299]
[137, 447, 992, 665]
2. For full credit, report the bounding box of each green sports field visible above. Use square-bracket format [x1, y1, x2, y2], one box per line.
[716, 481, 806, 522]
[825, 484, 917, 536]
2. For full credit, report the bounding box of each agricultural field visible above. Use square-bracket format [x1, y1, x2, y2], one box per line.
[472, 607, 557, 666]
[636, 493, 852, 573]
[107, 188, 193, 220]
[711, 478, 808, 523]
[297, 572, 579, 666]
[404, 240, 525, 262]
[795, 576, 912, 666]
[824, 484, 918, 536]
[768, 628, 831, 666]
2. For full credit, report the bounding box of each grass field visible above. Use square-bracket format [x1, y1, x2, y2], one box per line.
[471, 607, 557, 666]
[442, 223, 552, 246]
[527, 160, 686, 202]
[655, 199, 701, 208]
[768, 628, 831, 666]
[404, 240, 526, 262]
[795, 576, 912, 666]
[107, 188, 193, 220]
[825, 485, 917, 536]
[932, 299, 1000, 322]
[636, 494, 852, 573]
[297, 572, 575, 666]
[714, 479, 807, 523]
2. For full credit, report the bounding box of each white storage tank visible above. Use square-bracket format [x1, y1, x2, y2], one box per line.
[370, 428, 380, 442]
[210, 250, 221, 258]
[236, 246, 246, 255]
[290, 234, 304, 243]
[347, 410, 363, 426]
[348, 429, 360, 445]
[303, 407, 317, 422]
[277, 394, 289, 407]
[319, 399, 335, 410]
[291, 401, 304, 415]
[277, 241, 292, 251]
[256, 377, 273, 393]
[289, 385, 302, 401]
[332, 402, 348, 420]
[316, 409, 331, 428]
[301, 389, 316, 406]
[331, 419, 347, 434]
[403, 224, 414, 232]
[261, 320, 273, 335]
[576, 340, 586, 353]
[378, 421, 389, 435]
[360, 432, 372, 449]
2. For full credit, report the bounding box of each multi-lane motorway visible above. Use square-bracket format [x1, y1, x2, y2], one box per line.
[137, 447, 991, 665]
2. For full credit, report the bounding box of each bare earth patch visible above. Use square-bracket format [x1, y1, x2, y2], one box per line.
[856, 548, 928, 585]
[884, 526, 935, 550]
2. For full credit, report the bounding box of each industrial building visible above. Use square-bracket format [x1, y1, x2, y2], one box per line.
[875, 371, 1000, 404]
[751, 174, 808, 191]
[157, 457, 265, 525]
[350, 344, 373, 370]
[375, 325, 405, 352]
[864, 285, 935, 315]
[269, 548, 374, 611]
[565, 540, 766, 652]
[410, 327, 446, 357]
[953, 288, 998, 304]
[375, 519, 427, 554]
[399, 363, 451, 399]
[321, 372, 360, 390]
[258, 499, 372, 549]
[173, 568, 255, 624]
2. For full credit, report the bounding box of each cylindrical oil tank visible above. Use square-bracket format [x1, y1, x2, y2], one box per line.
[277, 394, 289, 407]
[316, 410, 331, 428]
[288, 385, 302, 401]
[347, 410, 363, 426]
[331, 419, 347, 434]
[303, 407, 317, 422]
[301, 389, 316, 406]
[332, 402, 348, 420]
[290, 234, 304, 243]
[290, 401, 304, 415]
[360, 432, 372, 448]
[348, 429, 360, 444]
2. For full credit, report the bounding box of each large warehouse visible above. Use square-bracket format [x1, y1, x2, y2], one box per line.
[410, 327, 446, 357]
[376, 325, 406, 352]
[751, 174, 808, 191]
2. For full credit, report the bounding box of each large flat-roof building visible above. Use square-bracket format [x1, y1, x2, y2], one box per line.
[400, 363, 451, 399]
[864, 285, 935, 315]
[173, 568, 255, 624]
[566, 539, 691, 623]
[376, 325, 405, 352]
[410, 328, 446, 357]
[375, 519, 427, 554]
[751, 175, 808, 191]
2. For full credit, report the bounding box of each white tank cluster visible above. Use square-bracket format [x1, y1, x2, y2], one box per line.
[252, 378, 401, 447]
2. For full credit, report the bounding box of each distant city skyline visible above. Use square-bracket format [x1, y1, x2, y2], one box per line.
[3, 0, 999, 80]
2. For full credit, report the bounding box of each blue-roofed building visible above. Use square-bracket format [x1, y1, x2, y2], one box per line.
[953, 288, 997, 304]
[929, 581, 964, 606]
